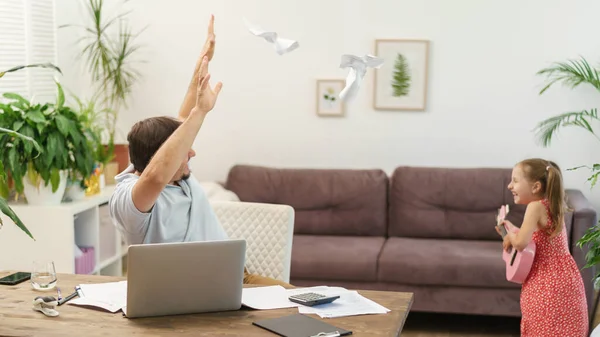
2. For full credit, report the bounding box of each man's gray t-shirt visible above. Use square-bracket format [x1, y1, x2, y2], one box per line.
[109, 165, 228, 245]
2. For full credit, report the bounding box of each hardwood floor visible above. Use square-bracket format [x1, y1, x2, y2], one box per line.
[400, 294, 599, 336]
[400, 312, 520, 337]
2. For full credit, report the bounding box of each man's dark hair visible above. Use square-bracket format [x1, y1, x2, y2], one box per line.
[127, 116, 182, 173]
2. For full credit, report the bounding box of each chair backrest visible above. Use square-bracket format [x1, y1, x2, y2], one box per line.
[211, 200, 295, 283]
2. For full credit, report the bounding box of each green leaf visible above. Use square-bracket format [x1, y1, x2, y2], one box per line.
[11, 163, 24, 194]
[3, 93, 30, 109]
[36, 122, 45, 135]
[46, 133, 62, 168]
[19, 125, 36, 155]
[69, 126, 84, 146]
[55, 80, 65, 109]
[8, 147, 18, 172]
[12, 121, 24, 131]
[537, 56, 600, 94]
[0, 63, 61, 78]
[25, 109, 46, 124]
[55, 115, 73, 137]
[532, 109, 599, 147]
[0, 127, 42, 153]
[50, 168, 60, 193]
[0, 162, 8, 199]
[0, 197, 35, 240]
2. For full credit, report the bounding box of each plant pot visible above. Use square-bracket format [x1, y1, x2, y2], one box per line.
[64, 182, 86, 202]
[23, 170, 68, 206]
[113, 143, 129, 173]
[104, 162, 119, 185]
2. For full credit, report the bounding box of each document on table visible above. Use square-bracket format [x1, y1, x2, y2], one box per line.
[241, 285, 301, 310]
[69, 281, 127, 313]
[287, 286, 390, 318]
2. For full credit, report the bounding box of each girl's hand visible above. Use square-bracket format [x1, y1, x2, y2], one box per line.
[495, 225, 504, 237]
[502, 220, 519, 233]
[502, 235, 513, 252]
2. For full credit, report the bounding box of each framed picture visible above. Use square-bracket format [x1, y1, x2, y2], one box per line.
[373, 39, 429, 111]
[316, 79, 345, 117]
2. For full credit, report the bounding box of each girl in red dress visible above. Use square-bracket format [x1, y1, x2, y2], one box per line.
[498, 158, 588, 337]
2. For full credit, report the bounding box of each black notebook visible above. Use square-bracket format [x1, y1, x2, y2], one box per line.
[252, 314, 353, 337]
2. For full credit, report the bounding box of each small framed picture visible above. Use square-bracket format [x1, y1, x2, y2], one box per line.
[373, 39, 430, 111]
[316, 79, 345, 117]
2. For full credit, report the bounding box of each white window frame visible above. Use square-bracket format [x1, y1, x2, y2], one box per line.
[0, 0, 58, 103]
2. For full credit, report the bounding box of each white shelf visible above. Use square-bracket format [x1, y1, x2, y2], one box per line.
[8, 185, 116, 215]
[0, 185, 125, 277]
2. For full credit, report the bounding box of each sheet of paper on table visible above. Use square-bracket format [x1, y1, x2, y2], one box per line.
[241, 285, 301, 310]
[287, 286, 391, 318]
[69, 281, 127, 313]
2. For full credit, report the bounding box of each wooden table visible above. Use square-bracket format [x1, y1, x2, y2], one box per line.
[0, 271, 413, 336]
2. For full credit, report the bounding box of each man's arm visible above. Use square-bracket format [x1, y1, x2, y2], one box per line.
[178, 15, 216, 122]
[133, 56, 223, 213]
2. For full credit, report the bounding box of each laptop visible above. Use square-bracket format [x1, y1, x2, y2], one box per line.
[123, 239, 246, 318]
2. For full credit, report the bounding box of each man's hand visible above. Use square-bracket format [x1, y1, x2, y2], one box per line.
[179, 15, 217, 121]
[192, 56, 222, 116]
[190, 15, 216, 88]
[201, 14, 216, 62]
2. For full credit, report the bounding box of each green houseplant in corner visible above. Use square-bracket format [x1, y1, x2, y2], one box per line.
[0, 80, 95, 206]
[532, 55, 600, 328]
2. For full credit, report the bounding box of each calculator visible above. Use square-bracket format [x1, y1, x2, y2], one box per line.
[288, 292, 340, 307]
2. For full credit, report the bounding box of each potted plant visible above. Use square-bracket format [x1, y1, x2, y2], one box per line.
[532, 56, 600, 330]
[61, 0, 145, 175]
[63, 93, 113, 199]
[0, 62, 62, 239]
[0, 80, 95, 206]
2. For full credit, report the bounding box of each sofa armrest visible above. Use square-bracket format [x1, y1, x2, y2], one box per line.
[210, 201, 295, 283]
[566, 189, 598, 313]
[567, 189, 597, 259]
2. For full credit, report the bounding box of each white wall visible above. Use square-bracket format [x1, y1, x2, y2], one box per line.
[55, 0, 600, 208]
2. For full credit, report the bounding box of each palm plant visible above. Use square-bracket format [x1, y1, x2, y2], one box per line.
[61, 0, 144, 148]
[534, 57, 600, 188]
[533, 56, 600, 284]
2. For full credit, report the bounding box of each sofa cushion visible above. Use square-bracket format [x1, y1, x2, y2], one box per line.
[388, 166, 527, 240]
[291, 235, 385, 282]
[226, 165, 388, 236]
[378, 237, 519, 288]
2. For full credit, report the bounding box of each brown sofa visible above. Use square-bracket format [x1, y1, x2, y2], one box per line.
[225, 164, 598, 317]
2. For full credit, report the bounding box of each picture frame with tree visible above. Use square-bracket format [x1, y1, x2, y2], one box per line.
[373, 39, 429, 111]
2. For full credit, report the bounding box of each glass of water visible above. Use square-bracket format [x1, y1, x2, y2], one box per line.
[31, 260, 57, 290]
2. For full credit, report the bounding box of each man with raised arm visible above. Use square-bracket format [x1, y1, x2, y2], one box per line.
[109, 16, 291, 288]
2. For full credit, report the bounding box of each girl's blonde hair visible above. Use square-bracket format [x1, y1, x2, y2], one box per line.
[518, 158, 566, 237]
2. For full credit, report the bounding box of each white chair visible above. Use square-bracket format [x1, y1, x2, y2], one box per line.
[211, 201, 295, 283]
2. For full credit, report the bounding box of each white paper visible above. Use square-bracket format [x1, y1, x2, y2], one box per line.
[241, 285, 301, 310]
[243, 18, 299, 55]
[339, 54, 385, 102]
[286, 286, 348, 297]
[69, 281, 127, 313]
[289, 286, 390, 318]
